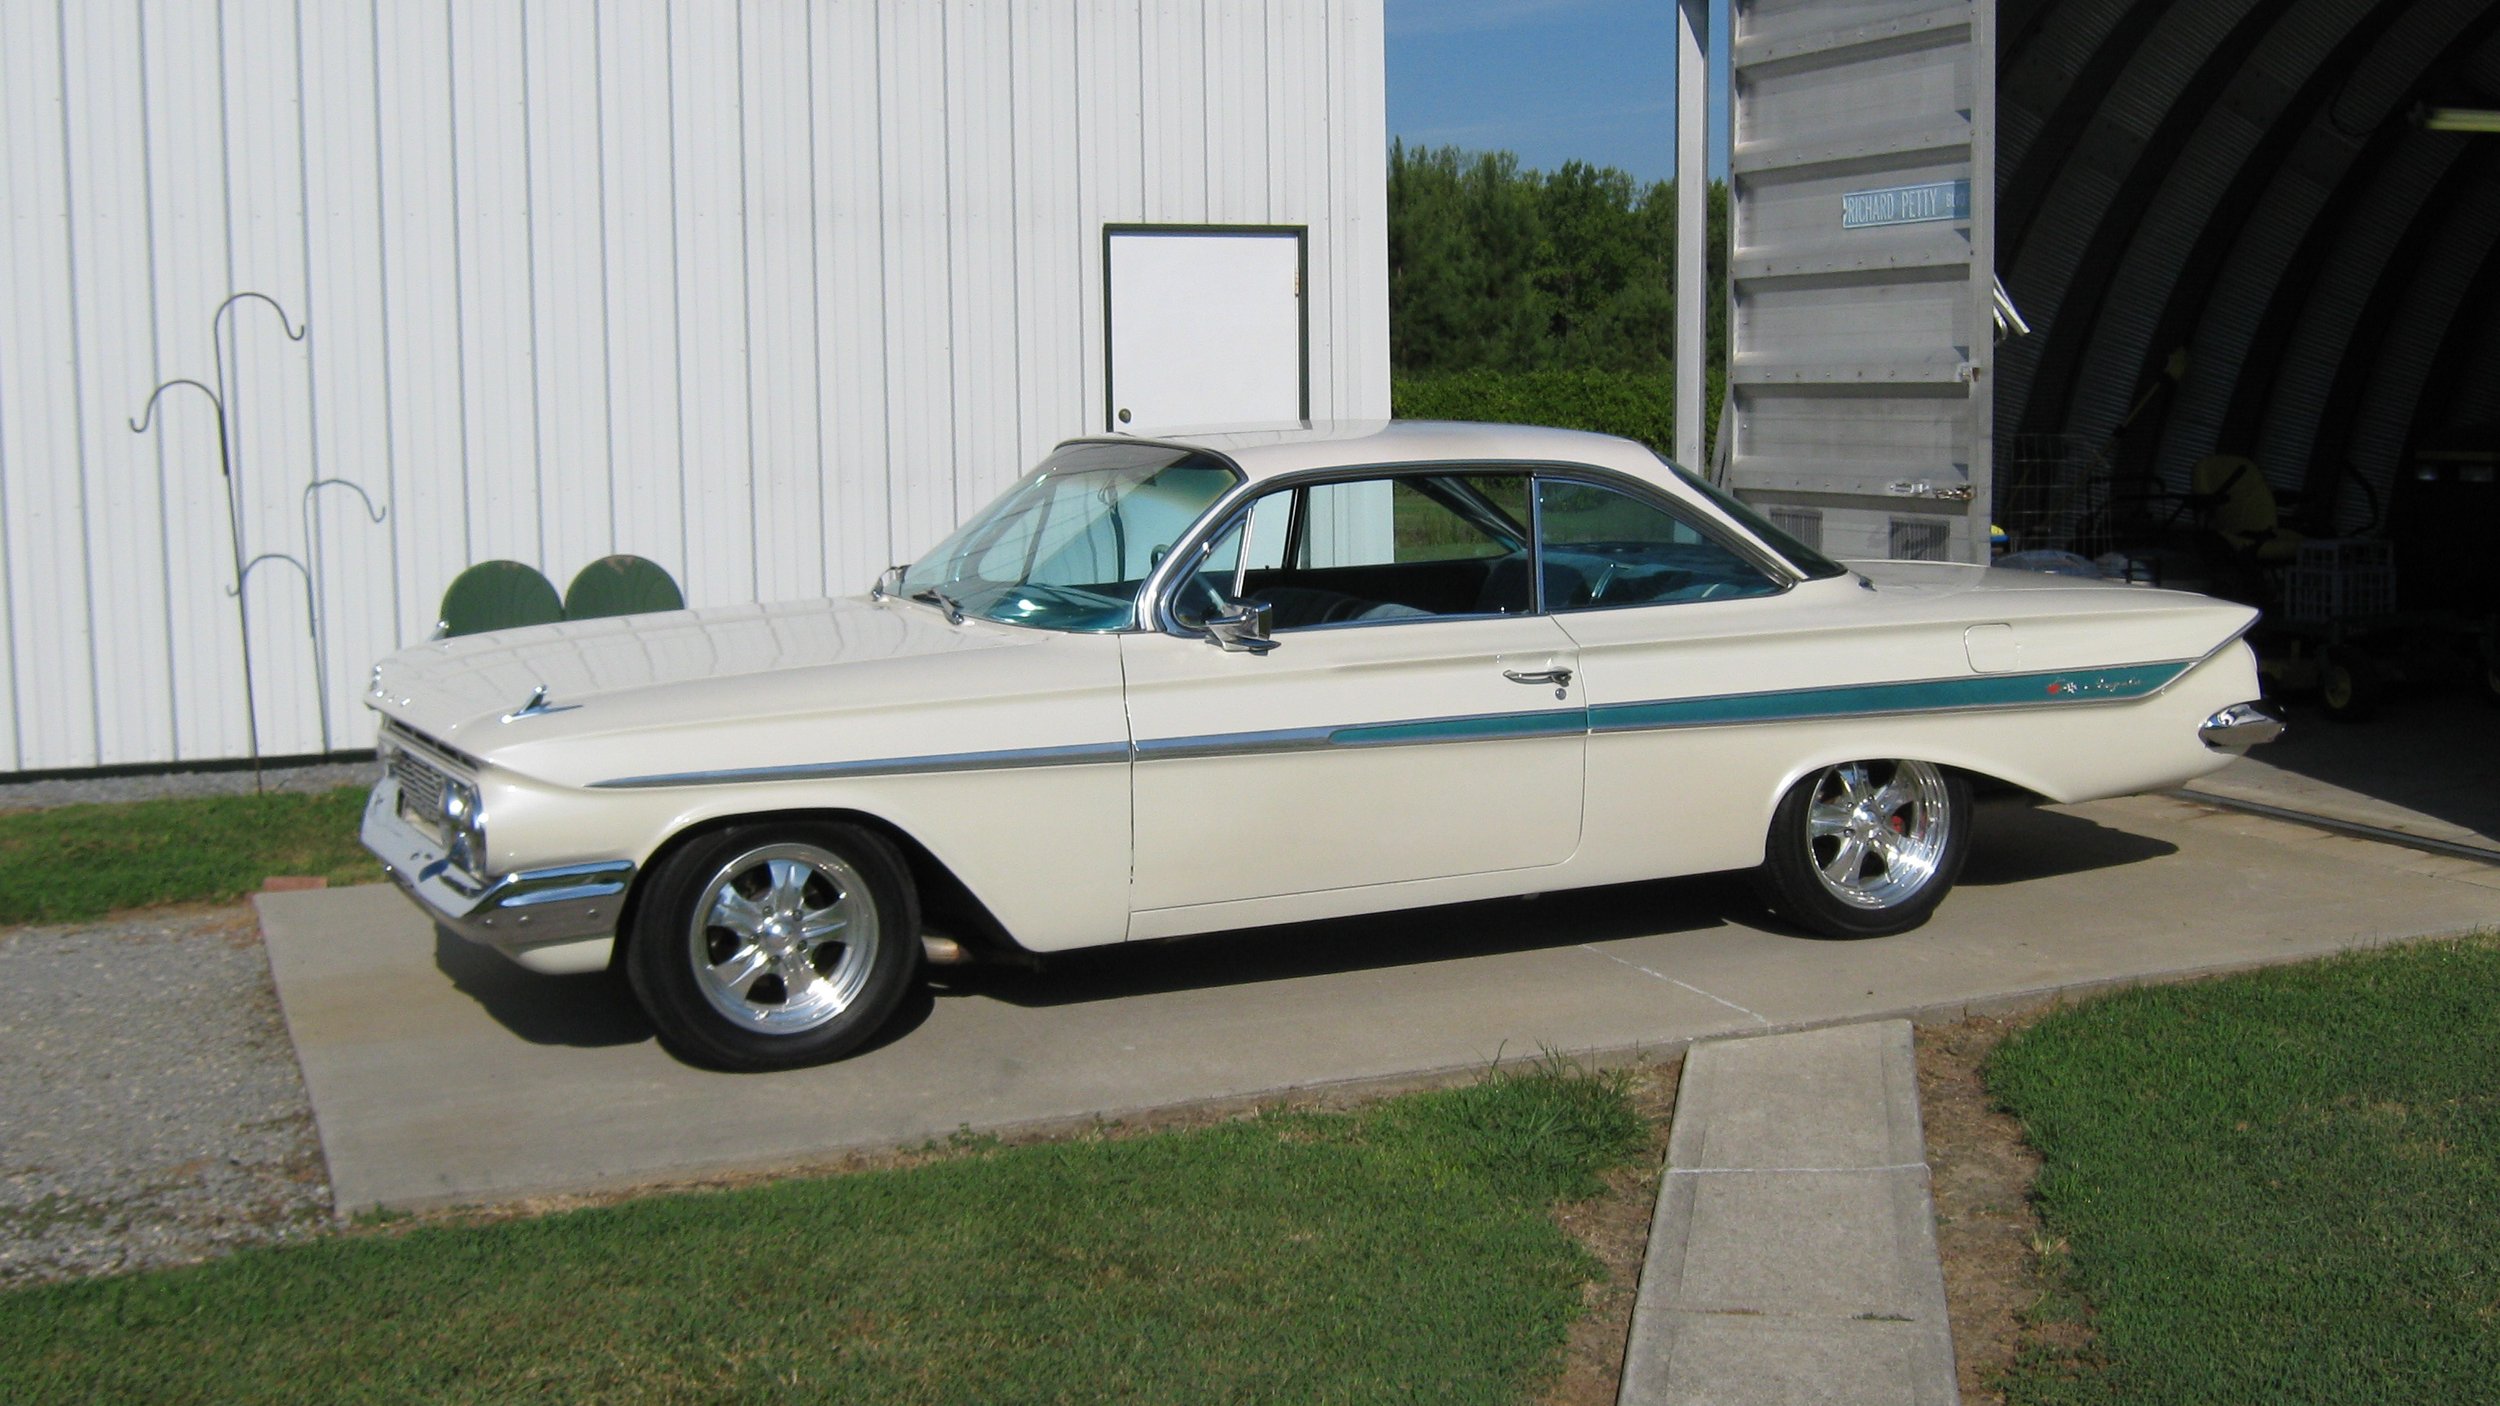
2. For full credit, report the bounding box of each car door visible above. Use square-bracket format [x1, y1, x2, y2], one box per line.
[1122, 469, 1586, 918]
[1531, 472, 1815, 883]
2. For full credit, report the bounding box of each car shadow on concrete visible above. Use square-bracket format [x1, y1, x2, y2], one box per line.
[1956, 800, 2178, 887]
[935, 871, 1760, 1010]
[432, 926, 941, 1065]
[937, 800, 2181, 1009]
[433, 927, 652, 1048]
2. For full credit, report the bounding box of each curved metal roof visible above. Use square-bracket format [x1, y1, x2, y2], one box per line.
[1997, 0, 2500, 531]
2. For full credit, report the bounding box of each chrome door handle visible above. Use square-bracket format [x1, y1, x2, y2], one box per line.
[1503, 667, 1573, 688]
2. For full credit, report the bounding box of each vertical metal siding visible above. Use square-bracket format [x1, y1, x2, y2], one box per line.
[0, 0, 1387, 773]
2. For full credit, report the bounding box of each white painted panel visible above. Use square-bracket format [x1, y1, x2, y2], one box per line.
[0, 0, 1389, 771]
[668, 0, 753, 608]
[812, 0, 893, 586]
[742, 0, 822, 604]
[1331, 0, 1392, 423]
[223, 0, 324, 757]
[301, 0, 402, 754]
[1141, 0, 1210, 224]
[449, 0, 543, 575]
[1011, 3, 1085, 476]
[1, 0, 98, 769]
[1109, 231, 1304, 432]
[524, 0, 616, 600]
[140, 0, 248, 762]
[60, 1, 170, 764]
[880, 0, 959, 561]
[375, 0, 476, 648]
[945, 1, 1025, 519]
[598, 0, 689, 593]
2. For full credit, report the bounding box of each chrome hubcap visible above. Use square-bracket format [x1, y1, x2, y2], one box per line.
[687, 843, 878, 1035]
[1804, 760, 1952, 910]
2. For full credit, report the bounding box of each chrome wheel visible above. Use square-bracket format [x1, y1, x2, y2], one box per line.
[1801, 760, 1955, 911]
[685, 842, 880, 1035]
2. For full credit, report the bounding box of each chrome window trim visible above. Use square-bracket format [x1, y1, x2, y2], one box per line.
[1530, 467, 1799, 596]
[1138, 457, 1801, 642]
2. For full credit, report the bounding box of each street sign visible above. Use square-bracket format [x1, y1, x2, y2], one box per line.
[1841, 180, 1971, 229]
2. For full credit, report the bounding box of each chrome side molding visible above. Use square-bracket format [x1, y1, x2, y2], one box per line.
[2198, 701, 2285, 754]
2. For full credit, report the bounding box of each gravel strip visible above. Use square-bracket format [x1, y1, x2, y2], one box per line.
[0, 758, 374, 813]
[0, 906, 331, 1288]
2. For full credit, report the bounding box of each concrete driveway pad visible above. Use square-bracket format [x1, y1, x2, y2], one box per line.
[256, 794, 2500, 1211]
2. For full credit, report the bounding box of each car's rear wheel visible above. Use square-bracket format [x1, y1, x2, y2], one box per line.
[1757, 760, 1970, 938]
[626, 821, 920, 1071]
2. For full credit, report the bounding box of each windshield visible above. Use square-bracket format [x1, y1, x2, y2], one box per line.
[897, 442, 1241, 631]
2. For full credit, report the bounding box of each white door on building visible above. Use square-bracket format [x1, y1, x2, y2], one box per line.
[1107, 227, 1306, 433]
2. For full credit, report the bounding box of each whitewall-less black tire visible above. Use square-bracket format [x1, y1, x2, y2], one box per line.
[626, 820, 921, 1071]
[1757, 760, 1971, 939]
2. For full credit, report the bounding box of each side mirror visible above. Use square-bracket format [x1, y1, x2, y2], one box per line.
[1204, 599, 1278, 654]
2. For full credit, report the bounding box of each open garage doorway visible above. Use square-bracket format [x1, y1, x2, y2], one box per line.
[1984, 0, 2500, 850]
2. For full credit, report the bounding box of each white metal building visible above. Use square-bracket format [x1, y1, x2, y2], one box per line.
[0, 0, 1389, 775]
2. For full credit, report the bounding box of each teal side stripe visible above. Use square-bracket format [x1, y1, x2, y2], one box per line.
[1591, 662, 2193, 733]
[1332, 708, 1587, 748]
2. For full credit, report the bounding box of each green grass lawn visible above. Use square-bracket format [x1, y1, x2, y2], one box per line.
[1988, 935, 2500, 1403]
[0, 787, 378, 924]
[0, 1066, 1646, 1405]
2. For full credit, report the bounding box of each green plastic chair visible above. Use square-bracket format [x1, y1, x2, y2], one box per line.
[563, 554, 686, 621]
[435, 560, 565, 638]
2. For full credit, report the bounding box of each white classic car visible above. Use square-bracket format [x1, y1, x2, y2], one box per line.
[362, 421, 2281, 1069]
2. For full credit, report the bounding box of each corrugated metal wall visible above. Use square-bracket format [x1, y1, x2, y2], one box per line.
[0, 0, 1389, 774]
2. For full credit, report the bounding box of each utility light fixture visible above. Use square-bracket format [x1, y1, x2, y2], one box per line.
[2420, 106, 2500, 134]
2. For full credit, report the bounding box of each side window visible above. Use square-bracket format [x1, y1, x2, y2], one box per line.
[1535, 478, 1782, 610]
[1178, 471, 1535, 630]
[1170, 493, 1292, 630]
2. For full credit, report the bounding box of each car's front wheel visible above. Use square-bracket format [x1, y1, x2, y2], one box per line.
[626, 821, 921, 1070]
[1757, 759, 1970, 938]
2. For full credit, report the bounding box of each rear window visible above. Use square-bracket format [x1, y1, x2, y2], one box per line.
[1663, 460, 1850, 580]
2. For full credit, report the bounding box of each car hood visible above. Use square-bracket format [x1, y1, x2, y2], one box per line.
[367, 594, 1055, 755]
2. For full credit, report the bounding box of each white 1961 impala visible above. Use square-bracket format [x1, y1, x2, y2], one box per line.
[362, 421, 2281, 1069]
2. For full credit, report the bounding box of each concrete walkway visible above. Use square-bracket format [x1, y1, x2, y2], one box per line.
[257, 792, 2500, 1212]
[1618, 1021, 1955, 1406]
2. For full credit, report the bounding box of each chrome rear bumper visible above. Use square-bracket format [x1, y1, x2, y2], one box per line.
[2198, 700, 2285, 754]
[360, 781, 635, 966]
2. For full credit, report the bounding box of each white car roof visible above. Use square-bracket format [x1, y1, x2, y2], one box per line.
[1059, 419, 1676, 485]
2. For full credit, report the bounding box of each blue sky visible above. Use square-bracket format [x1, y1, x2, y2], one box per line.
[1385, 0, 1731, 185]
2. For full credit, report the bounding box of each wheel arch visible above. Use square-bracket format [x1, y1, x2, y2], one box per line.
[1759, 747, 2041, 830]
[612, 806, 1033, 968]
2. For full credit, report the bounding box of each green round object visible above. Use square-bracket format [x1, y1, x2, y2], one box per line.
[435, 560, 564, 638]
[563, 554, 686, 621]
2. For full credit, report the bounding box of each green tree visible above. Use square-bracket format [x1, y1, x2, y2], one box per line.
[1386, 143, 1725, 378]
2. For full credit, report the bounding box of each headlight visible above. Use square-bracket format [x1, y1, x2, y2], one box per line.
[440, 778, 488, 875]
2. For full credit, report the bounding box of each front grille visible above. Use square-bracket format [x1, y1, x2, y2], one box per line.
[391, 748, 448, 823]
[381, 722, 471, 845]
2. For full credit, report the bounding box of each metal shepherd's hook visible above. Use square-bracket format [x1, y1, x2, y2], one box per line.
[129, 293, 308, 794]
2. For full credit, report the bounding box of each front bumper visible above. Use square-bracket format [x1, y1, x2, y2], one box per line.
[360, 780, 635, 968]
[2198, 700, 2286, 754]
